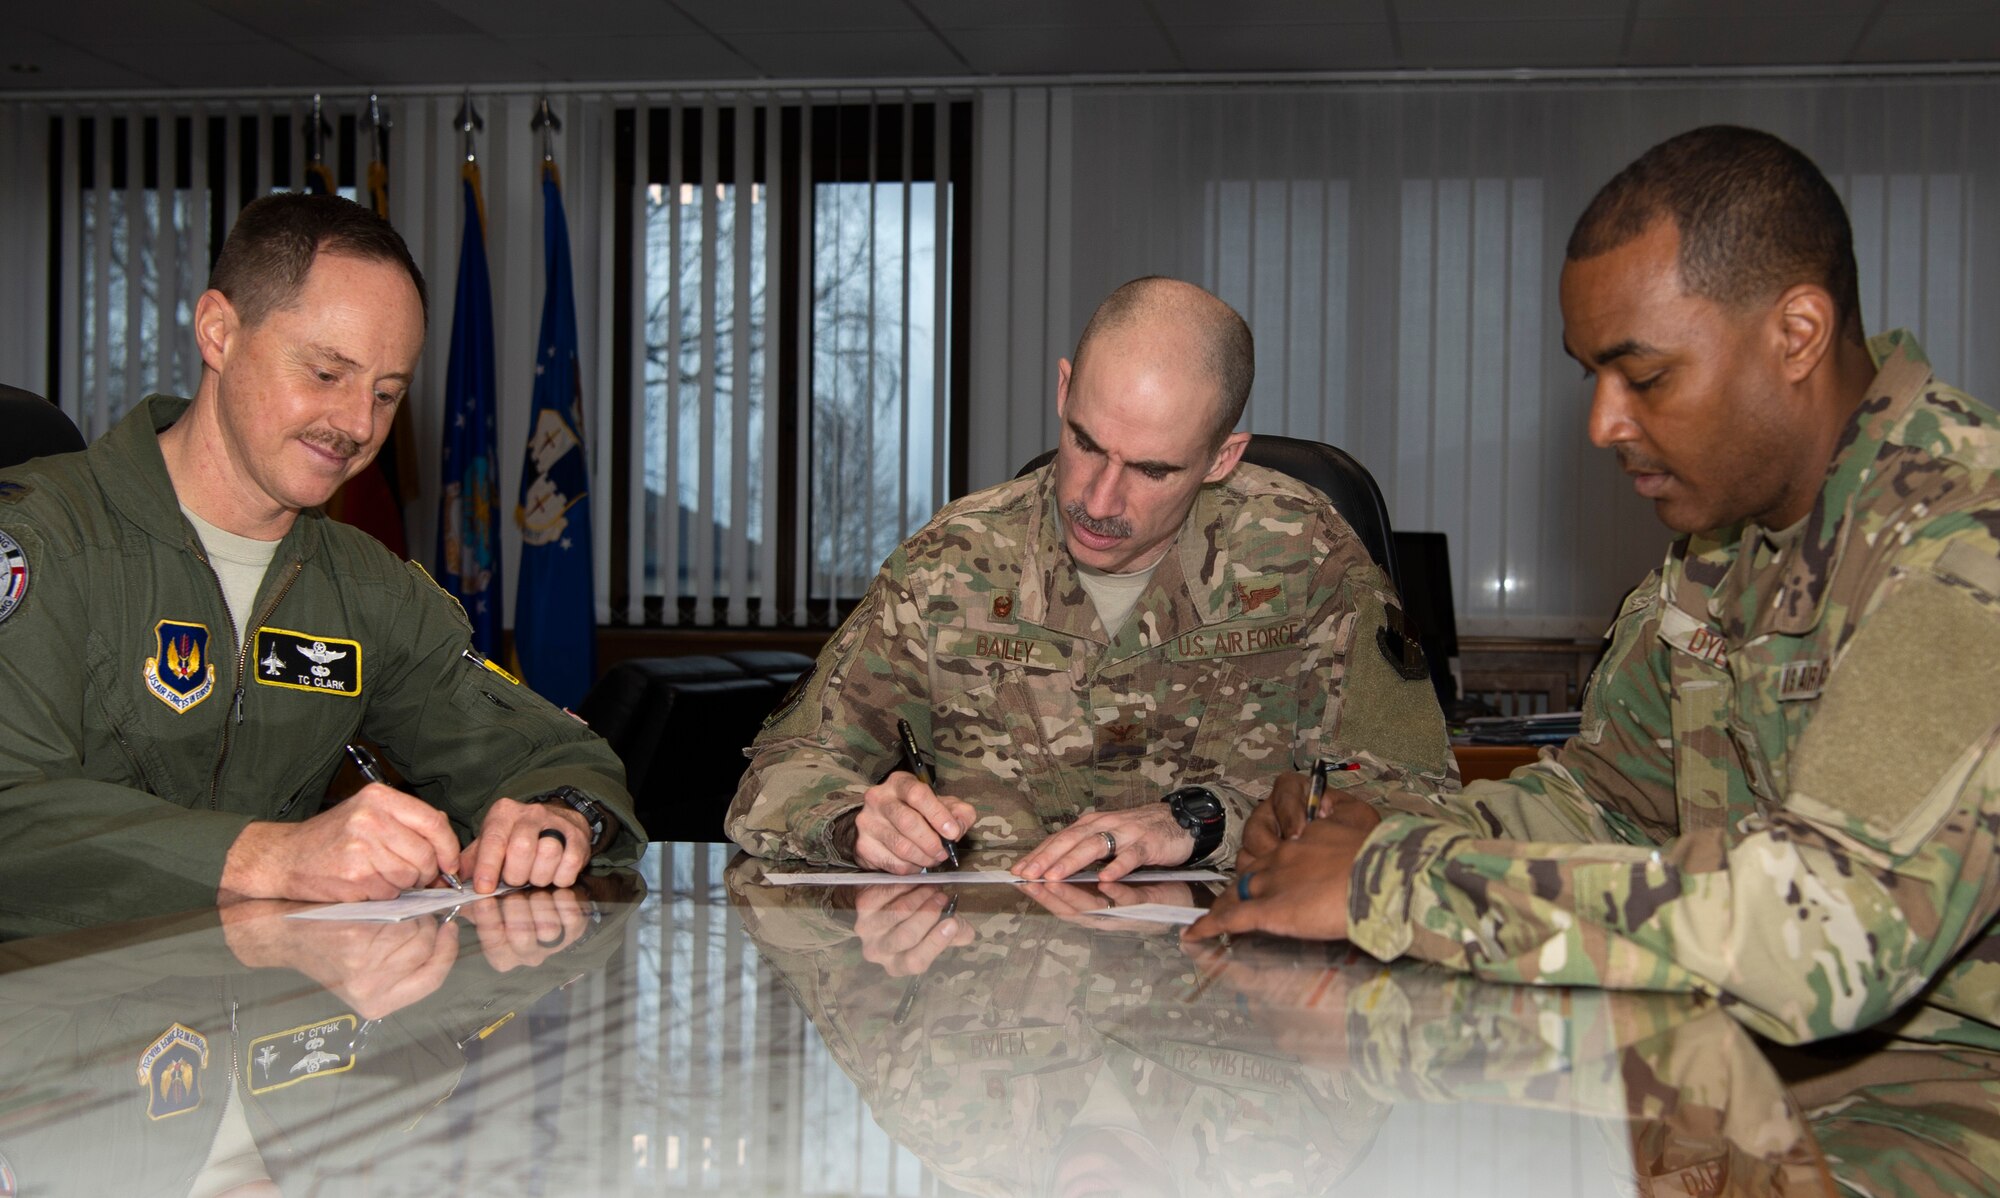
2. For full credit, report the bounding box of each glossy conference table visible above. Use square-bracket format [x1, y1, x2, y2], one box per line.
[2, 843, 1987, 1197]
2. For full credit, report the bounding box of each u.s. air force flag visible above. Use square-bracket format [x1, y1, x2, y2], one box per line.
[437, 160, 502, 655]
[513, 162, 595, 709]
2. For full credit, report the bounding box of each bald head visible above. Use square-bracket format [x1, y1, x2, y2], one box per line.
[1070, 277, 1254, 447]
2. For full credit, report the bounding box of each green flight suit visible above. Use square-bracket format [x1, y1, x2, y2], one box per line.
[0, 396, 643, 938]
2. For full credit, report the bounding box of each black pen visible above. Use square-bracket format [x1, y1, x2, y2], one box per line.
[346, 742, 463, 891]
[897, 718, 959, 868]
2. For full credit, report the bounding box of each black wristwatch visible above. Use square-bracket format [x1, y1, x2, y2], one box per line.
[525, 786, 612, 852]
[1162, 785, 1227, 865]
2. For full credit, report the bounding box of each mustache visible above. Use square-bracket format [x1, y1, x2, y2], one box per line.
[1614, 445, 1669, 476]
[1063, 500, 1131, 540]
[301, 429, 363, 459]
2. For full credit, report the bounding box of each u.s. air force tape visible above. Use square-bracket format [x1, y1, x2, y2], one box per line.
[0, 529, 27, 625]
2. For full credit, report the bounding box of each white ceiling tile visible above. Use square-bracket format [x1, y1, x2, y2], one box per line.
[1148, 0, 1381, 24]
[1400, 19, 1626, 68]
[202, 0, 478, 39]
[508, 34, 757, 81]
[25, 0, 251, 43]
[1397, 0, 1630, 18]
[89, 38, 362, 88]
[306, 35, 553, 85]
[947, 26, 1181, 74]
[1172, 22, 1401, 71]
[0, 30, 161, 90]
[1637, 0, 1878, 15]
[672, 0, 923, 35]
[723, 30, 966, 76]
[1623, 17, 1866, 66]
[433, 0, 701, 39]
[1853, 12, 2000, 62]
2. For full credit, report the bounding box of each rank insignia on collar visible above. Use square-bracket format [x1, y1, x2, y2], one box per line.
[247, 1015, 359, 1095]
[0, 529, 26, 625]
[991, 591, 1014, 620]
[144, 620, 216, 713]
[137, 1023, 208, 1121]
[253, 627, 363, 697]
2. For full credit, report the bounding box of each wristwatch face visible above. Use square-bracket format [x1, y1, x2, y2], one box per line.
[1170, 787, 1225, 826]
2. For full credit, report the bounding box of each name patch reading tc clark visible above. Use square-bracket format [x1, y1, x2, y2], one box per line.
[253, 627, 363, 697]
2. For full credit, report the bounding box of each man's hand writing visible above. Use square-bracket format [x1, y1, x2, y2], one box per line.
[219, 783, 461, 902]
[1239, 771, 1313, 870]
[220, 901, 459, 1020]
[853, 772, 976, 874]
[1185, 797, 1381, 942]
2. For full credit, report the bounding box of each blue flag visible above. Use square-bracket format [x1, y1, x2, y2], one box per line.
[513, 164, 596, 709]
[437, 162, 502, 656]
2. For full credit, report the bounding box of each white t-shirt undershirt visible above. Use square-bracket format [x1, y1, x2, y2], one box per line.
[181, 505, 280, 641]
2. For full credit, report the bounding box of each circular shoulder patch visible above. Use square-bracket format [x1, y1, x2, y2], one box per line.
[0, 529, 26, 624]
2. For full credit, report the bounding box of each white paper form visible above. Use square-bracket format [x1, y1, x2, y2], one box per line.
[285, 886, 524, 922]
[760, 868, 1225, 886]
[1086, 903, 1208, 926]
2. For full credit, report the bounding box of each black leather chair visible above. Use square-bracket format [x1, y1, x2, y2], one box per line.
[1016, 434, 1401, 593]
[578, 650, 818, 842]
[1, 385, 85, 469]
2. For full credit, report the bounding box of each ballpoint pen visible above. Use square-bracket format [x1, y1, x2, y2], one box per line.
[346, 741, 464, 891]
[1304, 758, 1329, 823]
[1304, 758, 1359, 823]
[897, 718, 959, 868]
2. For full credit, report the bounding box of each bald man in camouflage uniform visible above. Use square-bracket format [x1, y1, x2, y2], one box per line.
[1195, 127, 2000, 1053]
[728, 278, 1452, 879]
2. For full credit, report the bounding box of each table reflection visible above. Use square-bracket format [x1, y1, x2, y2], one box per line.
[0, 844, 1994, 1197]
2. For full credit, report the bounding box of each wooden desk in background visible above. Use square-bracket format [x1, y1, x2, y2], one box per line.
[1451, 742, 1543, 784]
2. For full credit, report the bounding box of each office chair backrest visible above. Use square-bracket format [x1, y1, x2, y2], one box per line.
[0, 386, 85, 469]
[1016, 434, 1401, 592]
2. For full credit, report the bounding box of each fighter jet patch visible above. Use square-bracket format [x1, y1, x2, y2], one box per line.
[253, 627, 363, 697]
[143, 620, 216, 712]
[137, 1023, 208, 1121]
[247, 1015, 359, 1095]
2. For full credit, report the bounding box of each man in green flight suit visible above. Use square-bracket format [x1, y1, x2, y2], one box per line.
[728, 277, 1454, 880]
[1192, 125, 2000, 1051]
[0, 194, 641, 938]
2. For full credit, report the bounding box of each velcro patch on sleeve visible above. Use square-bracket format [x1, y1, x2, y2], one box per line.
[1332, 589, 1449, 775]
[1790, 570, 2000, 856]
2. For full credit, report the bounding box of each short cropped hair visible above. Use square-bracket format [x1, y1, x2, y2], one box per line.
[208, 192, 428, 329]
[1072, 277, 1255, 448]
[1567, 125, 1863, 344]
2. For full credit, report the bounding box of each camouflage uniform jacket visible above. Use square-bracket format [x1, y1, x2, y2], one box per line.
[728, 462, 1454, 865]
[1344, 332, 2000, 1048]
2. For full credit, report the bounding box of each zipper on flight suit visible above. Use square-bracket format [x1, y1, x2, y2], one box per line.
[192, 536, 304, 812]
[194, 995, 242, 1187]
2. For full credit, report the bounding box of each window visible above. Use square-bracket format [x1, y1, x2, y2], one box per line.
[610, 98, 971, 629]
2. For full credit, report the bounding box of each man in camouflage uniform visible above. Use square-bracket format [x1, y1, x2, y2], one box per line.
[1193, 126, 2000, 1050]
[727, 278, 1452, 878]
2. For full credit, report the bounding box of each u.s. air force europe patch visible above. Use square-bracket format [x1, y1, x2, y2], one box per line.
[253, 627, 362, 696]
[0, 529, 26, 624]
[137, 1023, 208, 1121]
[144, 620, 216, 713]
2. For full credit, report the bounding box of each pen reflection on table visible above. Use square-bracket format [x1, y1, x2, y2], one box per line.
[346, 741, 464, 891]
